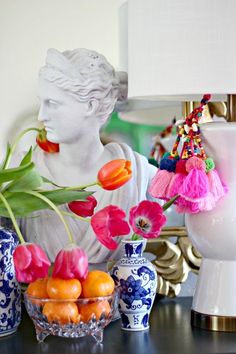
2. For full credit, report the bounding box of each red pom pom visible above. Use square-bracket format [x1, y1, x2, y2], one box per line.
[175, 160, 187, 175]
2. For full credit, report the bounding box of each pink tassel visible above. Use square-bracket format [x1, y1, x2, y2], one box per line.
[149, 169, 174, 200]
[166, 173, 185, 199]
[179, 168, 209, 201]
[208, 169, 228, 202]
[197, 169, 228, 212]
[198, 194, 216, 212]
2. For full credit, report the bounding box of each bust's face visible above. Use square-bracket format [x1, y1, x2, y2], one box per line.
[38, 77, 90, 144]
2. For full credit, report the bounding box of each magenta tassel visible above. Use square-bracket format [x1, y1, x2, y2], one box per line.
[166, 173, 201, 213]
[148, 169, 174, 200]
[176, 199, 201, 214]
[179, 168, 209, 202]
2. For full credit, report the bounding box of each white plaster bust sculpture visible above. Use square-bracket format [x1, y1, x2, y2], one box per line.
[20, 48, 156, 265]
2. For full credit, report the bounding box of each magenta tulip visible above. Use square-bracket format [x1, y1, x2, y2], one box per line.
[91, 205, 130, 250]
[68, 196, 97, 217]
[129, 200, 166, 239]
[52, 244, 88, 280]
[13, 243, 51, 283]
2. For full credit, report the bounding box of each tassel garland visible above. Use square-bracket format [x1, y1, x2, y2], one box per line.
[149, 94, 227, 214]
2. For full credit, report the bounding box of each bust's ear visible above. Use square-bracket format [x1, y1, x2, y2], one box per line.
[86, 98, 99, 117]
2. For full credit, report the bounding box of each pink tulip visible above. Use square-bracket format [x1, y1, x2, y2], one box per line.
[91, 205, 130, 250]
[52, 244, 88, 280]
[68, 196, 97, 217]
[13, 243, 51, 283]
[129, 200, 166, 239]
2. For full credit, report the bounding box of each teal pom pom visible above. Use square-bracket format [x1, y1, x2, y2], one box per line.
[148, 158, 158, 167]
[163, 152, 171, 159]
[205, 158, 215, 172]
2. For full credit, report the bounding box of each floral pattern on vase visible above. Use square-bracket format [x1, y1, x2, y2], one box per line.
[0, 227, 21, 337]
[111, 239, 157, 331]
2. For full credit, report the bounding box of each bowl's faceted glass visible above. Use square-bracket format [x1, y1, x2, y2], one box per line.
[24, 290, 119, 343]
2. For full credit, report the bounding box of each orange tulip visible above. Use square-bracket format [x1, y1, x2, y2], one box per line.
[97, 159, 132, 190]
[36, 128, 59, 153]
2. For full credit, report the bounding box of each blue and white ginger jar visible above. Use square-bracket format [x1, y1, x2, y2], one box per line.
[111, 239, 157, 331]
[0, 227, 21, 337]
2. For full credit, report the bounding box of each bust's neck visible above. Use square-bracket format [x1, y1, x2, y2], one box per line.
[42, 130, 113, 186]
[59, 131, 104, 168]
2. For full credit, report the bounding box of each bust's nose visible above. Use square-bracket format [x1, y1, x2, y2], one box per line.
[38, 102, 49, 122]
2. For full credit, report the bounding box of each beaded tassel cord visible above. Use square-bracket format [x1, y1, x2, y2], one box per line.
[149, 94, 228, 214]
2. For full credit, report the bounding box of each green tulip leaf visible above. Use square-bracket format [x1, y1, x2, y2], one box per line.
[4, 168, 43, 192]
[42, 189, 93, 204]
[42, 176, 66, 188]
[0, 162, 34, 184]
[20, 147, 33, 166]
[0, 143, 12, 170]
[0, 189, 93, 217]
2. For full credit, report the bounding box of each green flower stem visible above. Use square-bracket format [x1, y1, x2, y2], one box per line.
[61, 211, 91, 222]
[4, 127, 41, 170]
[0, 192, 25, 244]
[64, 181, 98, 191]
[131, 233, 142, 241]
[162, 194, 179, 211]
[33, 144, 38, 152]
[25, 190, 75, 244]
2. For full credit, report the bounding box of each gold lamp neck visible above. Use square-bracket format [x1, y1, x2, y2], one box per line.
[183, 97, 234, 122]
[227, 94, 236, 122]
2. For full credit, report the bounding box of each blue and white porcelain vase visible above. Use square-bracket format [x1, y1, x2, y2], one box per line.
[0, 227, 21, 337]
[111, 239, 157, 331]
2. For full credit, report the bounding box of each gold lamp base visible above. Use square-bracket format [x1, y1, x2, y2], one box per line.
[191, 310, 236, 332]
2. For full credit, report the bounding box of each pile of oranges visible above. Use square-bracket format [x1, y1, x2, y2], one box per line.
[26, 270, 115, 325]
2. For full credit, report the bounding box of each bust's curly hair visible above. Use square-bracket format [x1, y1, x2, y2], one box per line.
[39, 48, 121, 124]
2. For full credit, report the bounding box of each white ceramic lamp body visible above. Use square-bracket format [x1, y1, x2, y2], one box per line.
[185, 122, 236, 316]
[126, 0, 236, 326]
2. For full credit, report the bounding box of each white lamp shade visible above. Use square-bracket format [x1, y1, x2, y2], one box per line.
[118, 100, 182, 125]
[127, 0, 236, 99]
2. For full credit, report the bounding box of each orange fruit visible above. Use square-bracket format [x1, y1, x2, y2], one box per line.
[47, 277, 82, 300]
[43, 302, 80, 324]
[79, 300, 111, 322]
[81, 270, 115, 298]
[26, 277, 48, 298]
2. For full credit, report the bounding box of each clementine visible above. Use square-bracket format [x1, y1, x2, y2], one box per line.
[79, 300, 111, 322]
[26, 277, 48, 298]
[81, 270, 115, 298]
[43, 301, 80, 324]
[47, 277, 82, 300]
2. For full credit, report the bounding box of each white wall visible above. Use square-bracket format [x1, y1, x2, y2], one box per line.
[0, 0, 127, 156]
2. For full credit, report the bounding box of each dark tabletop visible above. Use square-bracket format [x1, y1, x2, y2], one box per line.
[1, 297, 236, 354]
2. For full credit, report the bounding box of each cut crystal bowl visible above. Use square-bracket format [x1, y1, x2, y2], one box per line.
[24, 290, 119, 343]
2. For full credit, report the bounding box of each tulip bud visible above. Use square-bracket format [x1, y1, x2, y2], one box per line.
[97, 159, 132, 191]
[68, 196, 97, 217]
[13, 243, 51, 283]
[36, 128, 59, 153]
[52, 244, 88, 280]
